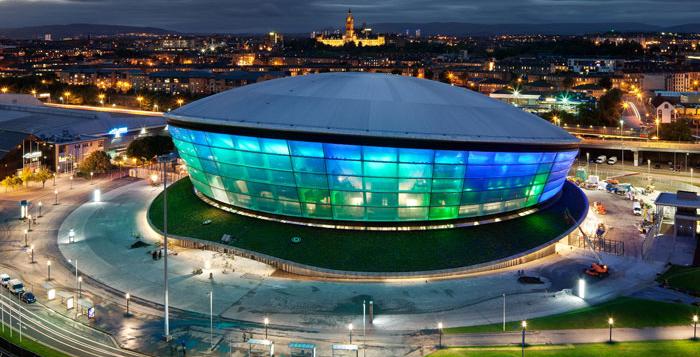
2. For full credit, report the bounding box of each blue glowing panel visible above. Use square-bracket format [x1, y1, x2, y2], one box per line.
[170, 126, 577, 222]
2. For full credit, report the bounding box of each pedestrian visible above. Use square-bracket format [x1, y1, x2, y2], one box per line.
[209, 272, 213, 280]
[158, 250, 163, 260]
[152, 250, 157, 260]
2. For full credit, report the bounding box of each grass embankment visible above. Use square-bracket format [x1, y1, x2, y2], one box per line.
[0, 325, 71, 357]
[429, 340, 700, 357]
[444, 297, 698, 334]
[658, 265, 700, 296]
[149, 178, 584, 272]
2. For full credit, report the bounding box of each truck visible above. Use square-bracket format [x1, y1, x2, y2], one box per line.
[595, 155, 607, 164]
[0, 273, 10, 287]
[633, 201, 642, 216]
[607, 156, 618, 165]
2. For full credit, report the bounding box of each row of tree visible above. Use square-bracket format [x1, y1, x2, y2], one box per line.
[0, 167, 54, 192]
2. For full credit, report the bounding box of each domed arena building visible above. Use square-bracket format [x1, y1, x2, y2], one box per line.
[166, 72, 579, 228]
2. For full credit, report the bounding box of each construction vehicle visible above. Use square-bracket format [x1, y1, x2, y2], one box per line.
[564, 210, 611, 279]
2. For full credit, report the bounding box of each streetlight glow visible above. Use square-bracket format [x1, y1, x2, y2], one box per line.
[578, 278, 586, 299]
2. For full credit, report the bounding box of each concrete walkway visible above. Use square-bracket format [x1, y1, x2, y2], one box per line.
[58, 180, 667, 335]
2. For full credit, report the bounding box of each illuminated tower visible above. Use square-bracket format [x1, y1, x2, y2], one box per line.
[345, 9, 354, 41]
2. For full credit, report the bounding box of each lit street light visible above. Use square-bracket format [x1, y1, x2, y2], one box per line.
[264, 316, 269, 340]
[209, 291, 214, 348]
[30, 245, 34, 264]
[78, 276, 83, 298]
[27, 214, 32, 232]
[608, 317, 614, 343]
[521, 321, 527, 357]
[69, 175, 73, 189]
[693, 315, 698, 340]
[23, 229, 28, 247]
[348, 323, 354, 344]
[437, 322, 443, 349]
[38, 201, 43, 217]
[54, 189, 58, 205]
[90, 172, 94, 184]
[47, 260, 51, 281]
[125, 293, 131, 317]
[52, 172, 56, 186]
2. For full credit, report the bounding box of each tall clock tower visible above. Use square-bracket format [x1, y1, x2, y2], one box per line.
[344, 9, 354, 41]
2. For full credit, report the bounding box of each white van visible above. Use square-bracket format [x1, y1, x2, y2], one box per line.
[633, 202, 642, 216]
[8, 279, 24, 295]
[0, 273, 10, 287]
[595, 155, 607, 164]
[607, 156, 618, 165]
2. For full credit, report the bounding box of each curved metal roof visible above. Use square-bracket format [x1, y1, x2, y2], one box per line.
[166, 72, 579, 146]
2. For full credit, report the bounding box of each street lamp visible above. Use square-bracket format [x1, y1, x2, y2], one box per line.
[348, 323, 354, 344]
[619, 119, 624, 168]
[209, 292, 214, 347]
[177, 99, 184, 107]
[126, 293, 131, 317]
[54, 189, 58, 205]
[1, 87, 8, 94]
[47, 260, 51, 281]
[693, 315, 698, 340]
[23, 229, 28, 247]
[521, 321, 527, 357]
[27, 214, 32, 232]
[30, 245, 34, 263]
[78, 276, 83, 298]
[38, 201, 43, 217]
[53, 172, 56, 186]
[577, 278, 586, 299]
[655, 118, 660, 139]
[437, 322, 443, 349]
[586, 152, 590, 174]
[69, 175, 73, 189]
[264, 317, 269, 340]
[608, 317, 614, 343]
[90, 172, 94, 184]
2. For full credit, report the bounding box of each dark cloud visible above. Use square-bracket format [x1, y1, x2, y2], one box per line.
[0, 0, 698, 32]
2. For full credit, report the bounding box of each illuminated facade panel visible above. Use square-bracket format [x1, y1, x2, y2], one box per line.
[170, 126, 577, 222]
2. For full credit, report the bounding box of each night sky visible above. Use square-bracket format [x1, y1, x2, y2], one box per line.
[0, 0, 698, 33]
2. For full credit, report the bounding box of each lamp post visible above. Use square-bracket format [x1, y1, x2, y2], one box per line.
[647, 159, 651, 181]
[503, 293, 506, 332]
[209, 292, 214, 348]
[47, 260, 51, 281]
[38, 201, 43, 217]
[655, 118, 660, 139]
[90, 172, 94, 185]
[521, 321, 527, 357]
[69, 175, 73, 189]
[693, 315, 698, 340]
[54, 189, 58, 205]
[264, 317, 269, 340]
[126, 293, 131, 317]
[23, 229, 28, 247]
[437, 322, 443, 349]
[619, 119, 624, 169]
[78, 276, 82, 298]
[157, 153, 177, 341]
[53, 173, 56, 186]
[608, 317, 614, 343]
[586, 152, 590, 174]
[30, 245, 34, 264]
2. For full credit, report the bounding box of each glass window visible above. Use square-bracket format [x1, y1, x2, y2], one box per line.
[399, 148, 433, 163]
[302, 203, 333, 218]
[363, 146, 398, 162]
[435, 150, 467, 164]
[398, 179, 431, 192]
[363, 162, 397, 177]
[292, 157, 326, 173]
[431, 178, 462, 192]
[266, 154, 292, 171]
[326, 160, 362, 176]
[206, 132, 235, 149]
[289, 141, 324, 157]
[364, 177, 398, 192]
[366, 207, 399, 221]
[430, 192, 461, 206]
[429, 206, 459, 220]
[297, 188, 330, 204]
[365, 192, 398, 207]
[334, 206, 365, 220]
[398, 163, 432, 178]
[331, 191, 365, 206]
[260, 138, 289, 155]
[433, 164, 465, 178]
[324, 143, 361, 160]
[294, 173, 328, 189]
[399, 193, 429, 207]
[233, 136, 260, 152]
[329, 175, 363, 191]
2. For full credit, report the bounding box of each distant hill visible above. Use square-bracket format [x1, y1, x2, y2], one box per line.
[0, 24, 176, 39]
[370, 22, 700, 36]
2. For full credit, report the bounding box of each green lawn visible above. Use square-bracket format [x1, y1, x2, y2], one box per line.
[444, 297, 698, 334]
[0, 325, 71, 357]
[658, 265, 700, 295]
[149, 178, 586, 272]
[429, 340, 700, 357]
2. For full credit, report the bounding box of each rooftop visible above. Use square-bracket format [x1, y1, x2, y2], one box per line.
[167, 72, 578, 146]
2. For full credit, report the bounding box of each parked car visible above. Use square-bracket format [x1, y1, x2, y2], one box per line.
[595, 155, 607, 164]
[20, 292, 36, 304]
[0, 273, 10, 287]
[7, 279, 24, 295]
[633, 201, 642, 216]
[607, 156, 618, 165]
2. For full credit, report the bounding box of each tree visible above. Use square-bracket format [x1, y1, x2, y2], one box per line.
[562, 76, 575, 90]
[597, 88, 624, 126]
[597, 77, 613, 90]
[659, 119, 693, 142]
[126, 135, 174, 161]
[33, 167, 53, 188]
[18, 167, 33, 187]
[1, 175, 22, 192]
[78, 150, 114, 176]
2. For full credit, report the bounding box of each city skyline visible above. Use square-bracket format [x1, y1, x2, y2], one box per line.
[0, 0, 699, 33]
